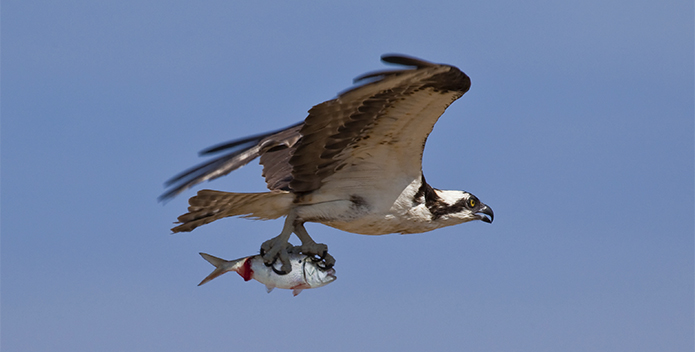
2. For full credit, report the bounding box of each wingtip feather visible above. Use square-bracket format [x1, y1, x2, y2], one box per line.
[380, 54, 435, 68]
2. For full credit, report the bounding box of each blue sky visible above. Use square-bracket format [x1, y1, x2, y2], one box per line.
[2, 1, 693, 351]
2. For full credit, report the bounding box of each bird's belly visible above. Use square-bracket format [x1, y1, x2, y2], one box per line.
[295, 199, 401, 235]
[295, 178, 438, 235]
[322, 213, 437, 235]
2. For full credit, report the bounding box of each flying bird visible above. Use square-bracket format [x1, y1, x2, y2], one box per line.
[161, 54, 494, 273]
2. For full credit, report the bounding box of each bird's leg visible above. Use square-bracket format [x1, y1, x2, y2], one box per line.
[293, 223, 335, 269]
[260, 211, 297, 274]
[292, 223, 326, 258]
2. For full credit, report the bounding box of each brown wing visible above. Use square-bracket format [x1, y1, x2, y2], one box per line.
[258, 126, 301, 191]
[161, 54, 470, 200]
[159, 122, 302, 200]
[288, 54, 471, 193]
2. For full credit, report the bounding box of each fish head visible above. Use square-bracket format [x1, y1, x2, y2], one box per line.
[303, 261, 337, 288]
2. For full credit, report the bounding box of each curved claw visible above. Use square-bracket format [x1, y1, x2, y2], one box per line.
[261, 249, 290, 275]
[260, 245, 275, 267]
[260, 241, 292, 274]
[262, 254, 277, 268]
[271, 266, 288, 275]
[308, 250, 327, 262]
[313, 252, 335, 271]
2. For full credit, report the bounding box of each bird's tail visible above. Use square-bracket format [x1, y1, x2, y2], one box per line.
[172, 190, 294, 233]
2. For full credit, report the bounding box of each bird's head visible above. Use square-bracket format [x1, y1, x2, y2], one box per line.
[430, 190, 494, 225]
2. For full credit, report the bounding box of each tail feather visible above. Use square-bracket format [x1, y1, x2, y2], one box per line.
[172, 190, 293, 233]
[198, 253, 243, 286]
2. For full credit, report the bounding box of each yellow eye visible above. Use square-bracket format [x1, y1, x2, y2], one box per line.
[468, 198, 477, 208]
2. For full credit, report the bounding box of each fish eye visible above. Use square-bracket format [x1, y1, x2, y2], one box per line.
[468, 197, 477, 208]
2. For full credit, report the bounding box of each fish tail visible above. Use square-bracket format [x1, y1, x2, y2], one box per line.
[198, 253, 244, 286]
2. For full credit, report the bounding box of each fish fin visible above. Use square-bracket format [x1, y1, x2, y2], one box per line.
[198, 253, 244, 286]
[292, 288, 303, 296]
[266, 285, 275, 293]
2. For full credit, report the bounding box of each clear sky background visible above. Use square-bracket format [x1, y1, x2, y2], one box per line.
[2, 1, 693, 351]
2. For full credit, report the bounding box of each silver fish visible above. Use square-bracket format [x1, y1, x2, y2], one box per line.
[198, 252, 336, 296]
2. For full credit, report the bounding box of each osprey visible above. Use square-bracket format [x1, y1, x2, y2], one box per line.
[161, 54, 494, 273]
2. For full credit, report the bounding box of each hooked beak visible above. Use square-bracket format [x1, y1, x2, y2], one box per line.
[476, 204, 494, 223]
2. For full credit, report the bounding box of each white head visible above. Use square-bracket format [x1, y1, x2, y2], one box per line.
[428, 189, 494, 225]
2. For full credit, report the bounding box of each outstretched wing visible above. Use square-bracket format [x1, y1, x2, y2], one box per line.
[160, 54, 470, 200]
[159, 122, 302, 201]
[288, 54, 471, 193]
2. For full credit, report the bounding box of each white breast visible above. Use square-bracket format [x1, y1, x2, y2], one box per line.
[294, 177, 441, 235]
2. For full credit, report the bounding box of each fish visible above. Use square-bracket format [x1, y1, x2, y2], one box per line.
[198, 252, 337, 296]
